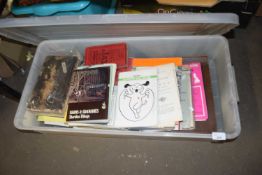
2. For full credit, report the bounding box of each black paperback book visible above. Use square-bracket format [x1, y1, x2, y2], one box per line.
[66, 66, 110, 123]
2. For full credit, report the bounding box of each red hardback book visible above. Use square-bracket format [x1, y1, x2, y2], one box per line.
[85, 43, 127, 68]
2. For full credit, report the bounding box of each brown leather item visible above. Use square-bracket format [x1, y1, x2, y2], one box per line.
[178, 58, 217, 133]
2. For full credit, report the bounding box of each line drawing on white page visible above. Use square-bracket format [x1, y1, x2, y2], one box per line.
[119, 81, 155, 122]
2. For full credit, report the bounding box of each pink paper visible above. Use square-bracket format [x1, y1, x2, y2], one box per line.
[187, 62, 208, 121]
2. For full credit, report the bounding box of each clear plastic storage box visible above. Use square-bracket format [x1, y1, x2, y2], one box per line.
[0, 14, 240, 141]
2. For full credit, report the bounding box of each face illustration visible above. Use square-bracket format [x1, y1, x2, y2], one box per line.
[129, 84, 144, 94]
[124, 81, 150, 94]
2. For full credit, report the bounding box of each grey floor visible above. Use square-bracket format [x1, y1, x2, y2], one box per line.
[0, 17, 261, 175]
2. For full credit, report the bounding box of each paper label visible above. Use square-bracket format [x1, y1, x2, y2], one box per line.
[61, 62, 67, 73]
[212, 132, 226, 140]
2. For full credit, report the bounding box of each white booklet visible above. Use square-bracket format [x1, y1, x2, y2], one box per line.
[156, 64, 183, 127]
[135, 64, 183, 128]
[113, 69, 158, 128]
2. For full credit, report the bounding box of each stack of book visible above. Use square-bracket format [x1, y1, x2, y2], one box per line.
[27, 42, 216, 132]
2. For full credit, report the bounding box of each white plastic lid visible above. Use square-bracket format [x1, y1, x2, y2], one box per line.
[0, 13, 239, 45]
